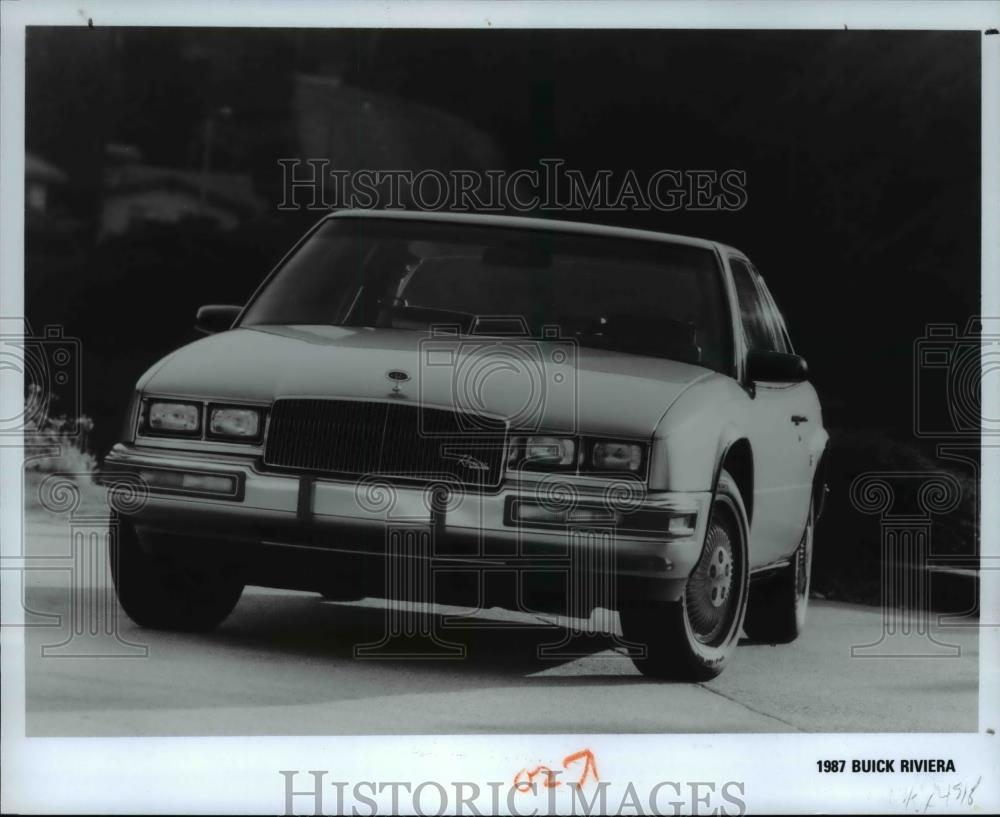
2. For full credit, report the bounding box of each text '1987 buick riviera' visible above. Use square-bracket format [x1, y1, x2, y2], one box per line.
[99, 209, 828, 680]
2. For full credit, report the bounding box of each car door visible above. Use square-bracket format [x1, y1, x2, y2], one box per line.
[752, 263, 818, 546]
[728, 256, 812, 567]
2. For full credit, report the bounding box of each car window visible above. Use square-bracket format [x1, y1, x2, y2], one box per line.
[241, 218, 733, 373]
[729, 257, 781, 353]
[752, 269, 793, 353]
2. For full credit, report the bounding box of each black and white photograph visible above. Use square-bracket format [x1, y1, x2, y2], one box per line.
[1, 1, 997, 814]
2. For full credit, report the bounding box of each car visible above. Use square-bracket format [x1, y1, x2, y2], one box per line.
[98, 209, 828, 680]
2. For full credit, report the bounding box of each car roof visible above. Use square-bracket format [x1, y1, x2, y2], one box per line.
[325, 208, 725, 253]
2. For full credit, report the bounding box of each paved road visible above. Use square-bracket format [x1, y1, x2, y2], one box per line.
[17, 510, 979, 736]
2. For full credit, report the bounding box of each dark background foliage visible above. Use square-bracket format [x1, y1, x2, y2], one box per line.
[24, 28, 981, 603]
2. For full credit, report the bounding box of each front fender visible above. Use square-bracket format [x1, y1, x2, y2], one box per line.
[648, 374, 750, 492]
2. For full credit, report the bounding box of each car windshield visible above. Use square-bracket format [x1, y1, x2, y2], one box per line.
[240, 217, 731, 371]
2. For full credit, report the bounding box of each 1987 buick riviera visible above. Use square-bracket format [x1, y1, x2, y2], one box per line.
[99, 209, 828, 679]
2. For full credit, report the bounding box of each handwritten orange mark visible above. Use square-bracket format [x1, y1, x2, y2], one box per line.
[513, 765, 560, 792]
[562, 748, 599, 786]
[513, 749, 599, 793]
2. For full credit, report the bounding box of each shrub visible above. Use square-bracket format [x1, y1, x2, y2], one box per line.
[23, 384, 100, 509]
[812, 428, 977, 605]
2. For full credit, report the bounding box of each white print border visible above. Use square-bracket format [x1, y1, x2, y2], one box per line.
[1, 3, 998, 817]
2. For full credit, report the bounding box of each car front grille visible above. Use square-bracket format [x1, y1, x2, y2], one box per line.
[263, 399, 508, 488]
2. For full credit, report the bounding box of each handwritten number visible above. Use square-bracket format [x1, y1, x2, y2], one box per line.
[513, 748, 599, 793]
[563, 749, 600, 786]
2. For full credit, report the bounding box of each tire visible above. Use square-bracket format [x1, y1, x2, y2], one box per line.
[743, 499, 814, 644]
[620, 469, 750, 681]
[109, 513, 244, 632]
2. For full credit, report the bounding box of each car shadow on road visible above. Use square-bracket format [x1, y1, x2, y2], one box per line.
[205, 592, 652, 683]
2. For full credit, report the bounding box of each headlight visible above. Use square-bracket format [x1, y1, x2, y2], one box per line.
[146, 401, 201, 434]
[589, 440, 644, 473]
[507, 435, 647, 475]
[508, 435, 576, 470]
[123, 391, 142, 443]
[208, 406, 262, 439]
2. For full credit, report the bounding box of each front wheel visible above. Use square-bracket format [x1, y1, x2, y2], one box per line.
[620, 469, 750, 681]
[109, 513, 244, 631]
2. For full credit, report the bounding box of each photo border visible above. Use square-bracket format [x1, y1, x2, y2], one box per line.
[1, 1, 997, 813]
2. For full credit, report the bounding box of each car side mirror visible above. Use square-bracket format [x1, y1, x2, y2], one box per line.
[747, 349, 809, 383]
[195, 304, 241, 335]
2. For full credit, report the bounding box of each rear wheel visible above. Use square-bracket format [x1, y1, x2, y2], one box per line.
[620, 469, 750, 680]
[743, 500, 814, 644]
[110, 513, 244, 631]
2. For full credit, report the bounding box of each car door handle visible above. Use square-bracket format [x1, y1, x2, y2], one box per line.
[791, 415, 808, 425]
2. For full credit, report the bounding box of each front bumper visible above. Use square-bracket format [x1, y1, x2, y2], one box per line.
[98, 443, 712, 601]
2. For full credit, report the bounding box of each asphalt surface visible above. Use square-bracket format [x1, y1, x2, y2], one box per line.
[18, 509, 980, 736]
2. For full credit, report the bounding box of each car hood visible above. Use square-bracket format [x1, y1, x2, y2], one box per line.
[139, 325, 714, 437]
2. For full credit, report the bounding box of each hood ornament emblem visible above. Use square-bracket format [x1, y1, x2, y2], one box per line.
[454, 454, 490, 472]
[386, 369, 411, 394]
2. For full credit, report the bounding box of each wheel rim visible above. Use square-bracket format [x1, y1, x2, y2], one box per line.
[685, 507, 739, 645]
